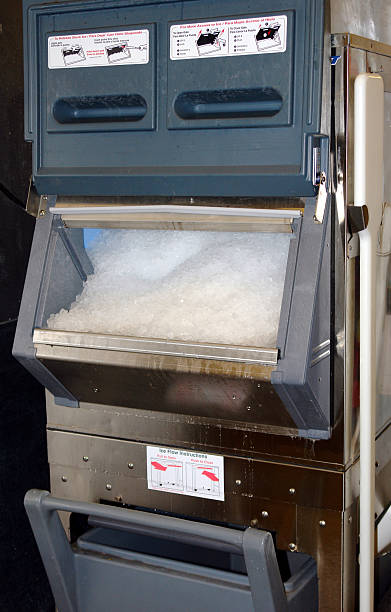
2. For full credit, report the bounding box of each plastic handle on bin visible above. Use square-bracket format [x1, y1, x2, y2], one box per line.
[53, 94, 147, 123]
[24, 490, 288, 612]
[174, 87, 282, 119]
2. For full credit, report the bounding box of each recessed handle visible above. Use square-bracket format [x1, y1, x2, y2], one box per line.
[174, 87, 282, 120]
[53, 94, 147, 123]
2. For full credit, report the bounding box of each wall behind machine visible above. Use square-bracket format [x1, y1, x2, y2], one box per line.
[0, 2, 53, 610]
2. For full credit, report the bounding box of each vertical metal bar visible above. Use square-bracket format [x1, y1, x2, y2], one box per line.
[354, 72, 384, 612]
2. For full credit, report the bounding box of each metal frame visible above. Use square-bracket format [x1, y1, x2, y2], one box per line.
[39, 32, 391, 612]
[13, 0, 391, 604]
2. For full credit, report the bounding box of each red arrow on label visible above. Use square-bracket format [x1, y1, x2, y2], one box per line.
[151, 461, 167, 471]
[202, 470, 219, 482]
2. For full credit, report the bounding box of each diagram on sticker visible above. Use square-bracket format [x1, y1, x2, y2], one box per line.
[255, 23, 282, 52]
[196, 29, 226, 56]
[188, 464, 221, 496]
[48, 29, 149, 69]
[150, 458, 184, 491]
[105, 42, 148, 64]
[62, 45, 86, 66]
[147, 446, 224, 501]
[106, 43, 131, 63]
[170, 15, 287, 61]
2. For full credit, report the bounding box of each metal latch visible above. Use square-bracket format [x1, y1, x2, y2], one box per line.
[313, 172, 328, 224]
[347, 205, 369, 234]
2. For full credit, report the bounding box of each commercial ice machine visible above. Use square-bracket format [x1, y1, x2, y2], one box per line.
[14, 0, 391, 610]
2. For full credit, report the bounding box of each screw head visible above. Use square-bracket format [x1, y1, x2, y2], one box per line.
[289, 488, 296, 495]
[250, 518, 259, 528]
[106, 483, 112, 491]
[319, 520, 326, 527]
[61, 476, 67, 482]
[82, 456, 89, 462]
[261, 511, 269, 518]
[39, 209, 46, 217]
[289, 542, 297, 552]
[128, 463, 134, 470]
[235, 479, 242, 485]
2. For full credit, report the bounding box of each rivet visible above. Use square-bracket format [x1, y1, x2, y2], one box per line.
[83, 456, 89, 462]
[39, 210, 45, 217]
[61, 476, 67, 482]
[250, 518, 259, 528]
[319, 520, 326, 527]
[235, 479, 242, 485]
[106, 483, 112, 491]
[289, 543, 297, 552]
[261, 510, 269, 518]
[289, 488, 296, 495]
[128, 463, 134, 470]
[348, 516, 353, 524]
[92, 387, 99, 393]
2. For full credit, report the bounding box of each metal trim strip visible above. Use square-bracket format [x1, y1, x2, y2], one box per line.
[49, 204, 302, 219]
[331, 33, 391, 59]
[33, 329, 279, 366]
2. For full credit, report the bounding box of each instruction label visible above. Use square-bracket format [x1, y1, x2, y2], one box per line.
[147, 445, 224, 501]
[170, 15, 287, 61]
[48, 29, 149, 69]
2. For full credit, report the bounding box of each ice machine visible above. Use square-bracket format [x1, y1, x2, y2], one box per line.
[14, 0, 391, 610]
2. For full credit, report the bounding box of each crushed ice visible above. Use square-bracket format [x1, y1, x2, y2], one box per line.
[47, 229, 291, 347]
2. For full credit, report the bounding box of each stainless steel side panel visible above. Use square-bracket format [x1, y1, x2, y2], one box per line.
[331, 1, 391, 46]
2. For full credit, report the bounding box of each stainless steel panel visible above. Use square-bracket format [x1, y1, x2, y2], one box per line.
[367, 53, 391, 93]
[45, 392, 345, 466]
[47, 428, 352, 612]
[331, 1, 391, 47]
[54, 195, 306, 209]
[297, 506, 345, 612]
[40, 350, 295, 430]
[33, 329, 279, 366]
[47, 430, 345, 514]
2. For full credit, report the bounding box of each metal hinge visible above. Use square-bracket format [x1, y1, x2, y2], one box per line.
[313, 172, 328, 224]
[347, 205, 369, 234]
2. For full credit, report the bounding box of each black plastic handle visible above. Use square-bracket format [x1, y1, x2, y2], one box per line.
[174, 87, 282, 120]
[53, 94, 147, 123]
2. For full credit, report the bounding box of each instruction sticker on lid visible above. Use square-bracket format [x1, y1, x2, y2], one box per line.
[147, 445, 224, 501]
[48, 29, 149, 69]
[170, 15, 287, 61]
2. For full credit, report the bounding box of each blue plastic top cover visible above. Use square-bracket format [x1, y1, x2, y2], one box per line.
[24, 0, 325, 197]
